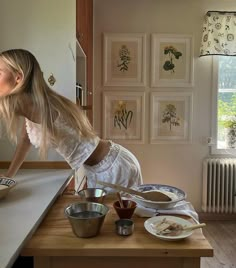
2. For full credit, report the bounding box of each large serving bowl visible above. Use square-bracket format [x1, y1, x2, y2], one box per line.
[0, 177, 16, 200]
[77, 188, 107, 203]
[65, 202, 109, 238]
[130, 184, 187, 209]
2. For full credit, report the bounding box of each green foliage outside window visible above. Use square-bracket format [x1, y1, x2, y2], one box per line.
[218, 93, 236, 129]
[217, 56, 236, 148]
[218, 93, 236, 147]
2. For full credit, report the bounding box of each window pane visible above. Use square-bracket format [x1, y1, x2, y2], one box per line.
[219, 56, 236, 90]
[217, 56, 236, 149]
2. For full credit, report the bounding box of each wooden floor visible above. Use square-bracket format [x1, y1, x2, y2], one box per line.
[201, 221, 236, 268]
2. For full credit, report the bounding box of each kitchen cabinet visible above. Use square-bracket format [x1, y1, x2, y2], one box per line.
[76, 0, 93, 124]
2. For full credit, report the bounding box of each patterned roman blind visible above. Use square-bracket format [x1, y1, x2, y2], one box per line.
[200, 11, 236, 57]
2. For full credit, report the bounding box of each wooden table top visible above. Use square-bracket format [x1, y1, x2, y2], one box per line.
[22, 194, 213, 258]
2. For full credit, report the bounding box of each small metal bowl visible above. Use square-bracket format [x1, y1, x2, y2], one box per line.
[115, 219, 134, 236]
[77, 188, 107, 203]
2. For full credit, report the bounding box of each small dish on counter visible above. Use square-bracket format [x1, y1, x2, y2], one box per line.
[0, 177, 16, 200]
[144, 215, 193, 241]
[130, 184, 186, 209]
[115, 219, 134, 236]
[77, 188, 107, 203]
[113, 200, 137, 219]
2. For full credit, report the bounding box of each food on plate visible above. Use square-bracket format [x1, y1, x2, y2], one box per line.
[151, 217, 185, 236]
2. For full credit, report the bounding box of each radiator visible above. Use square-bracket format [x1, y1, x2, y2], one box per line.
[202, 158, 236, 214]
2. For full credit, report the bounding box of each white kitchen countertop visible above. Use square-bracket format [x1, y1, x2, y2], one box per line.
[0, 169, 73, 268]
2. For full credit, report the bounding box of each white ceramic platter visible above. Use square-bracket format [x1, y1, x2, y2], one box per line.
[144, 215, 193, 241]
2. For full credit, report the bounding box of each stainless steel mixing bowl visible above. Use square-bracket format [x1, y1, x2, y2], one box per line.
[77, 188, 107, 203]
[65, 202, 109, 238]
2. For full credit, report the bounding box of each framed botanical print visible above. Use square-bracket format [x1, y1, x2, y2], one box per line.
[151, 34, 194, 87]
[150, 92, 193, 143]
[103, 91, 145, 143]
[103, 33, 146, 87]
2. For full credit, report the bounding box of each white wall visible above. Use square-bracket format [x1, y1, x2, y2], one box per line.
[93, 0, 236, 210]
[0, 0, 76, 161]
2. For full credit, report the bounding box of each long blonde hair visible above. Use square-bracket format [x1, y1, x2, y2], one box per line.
[0, 49, 95, 159]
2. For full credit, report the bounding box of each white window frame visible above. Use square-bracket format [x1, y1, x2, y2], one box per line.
[211, 56, 236, 156]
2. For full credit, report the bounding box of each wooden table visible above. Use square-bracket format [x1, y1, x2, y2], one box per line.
[22, 195, 213, 268]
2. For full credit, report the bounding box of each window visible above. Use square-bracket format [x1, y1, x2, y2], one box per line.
[211, 56, 236, 155]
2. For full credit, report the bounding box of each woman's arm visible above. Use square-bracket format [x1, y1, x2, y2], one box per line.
[5, 121, 32, 178]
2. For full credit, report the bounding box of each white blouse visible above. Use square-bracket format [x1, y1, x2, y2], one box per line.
[25, 117, 100, 169]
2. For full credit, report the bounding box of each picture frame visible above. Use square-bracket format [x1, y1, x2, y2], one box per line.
[150, 92, 193, 144]
[103, 33, 146, 87]
[103, 91, 145, 143]
[151, 34, 194, 88]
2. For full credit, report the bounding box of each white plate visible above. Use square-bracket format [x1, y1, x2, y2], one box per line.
[131, 184, 186, 209]
[144, 215, 193, 241]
